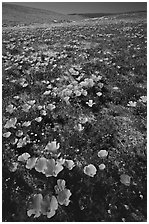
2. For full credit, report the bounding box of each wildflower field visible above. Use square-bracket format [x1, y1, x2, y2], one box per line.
[2, 12, 147, 222]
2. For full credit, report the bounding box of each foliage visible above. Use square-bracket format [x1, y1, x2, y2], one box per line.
[2, 12, 147, 222]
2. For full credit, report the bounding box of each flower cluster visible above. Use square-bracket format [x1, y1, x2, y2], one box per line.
[50, 71, 103, 104]
[55, 179, 72, 206]
[17, 151, 75, 177]
[27, 194, 58, 219]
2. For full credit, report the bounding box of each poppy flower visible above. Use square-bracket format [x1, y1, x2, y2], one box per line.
[54, 163, 64, 177]
[45, 140, 60, 153]
[46, 196, 58, 218]
[81, 89, 88, 96]
[55, 179, 72, 206]
[3, 131, 11, 138]
[35, 117, 42, 122]
[57, 189, 72, 206]
[22, 121, 31, 127]
[55, 179, 66, 193]
[16, 130, 23, 137]
[17, 136, 30, 148]
[54, 158, 65, 177]
[120, 174, 131, 186]
[75, 123, 84, 132]
[112, 86, 119, 90]
[127, 101, 137, 107]
[37, 105, 43, 110]
[40, 195, 51, 215]
[64, 159, 75, 170]
[4, 117, 17, 129]
[26, 157, 38, 170]
[40, 110, 47, 116]
[75, 90, 81, 97]
[19, 78, 28, 87]
[63, 96, 70, 104]
[47, 104, 56, 111]
[41, 195, 58, 216]
[6, 104, 15, 114]
[43, 90, 51, 95]
[17, 138, 26, 148]
[96, 92, 102, 97]
[98, 82, 104, 88]
[27, 193, 58, 219]
[22, 104, 31, 112]
[79, 116, 88, 124]
[27, 100, 36, 105]
[87, 79, 94, 87]
[27, 194, 43, 218]
[139, 96, 147, 103]
[35, 157, 47, 173]
[86, 100, 95, 107]
[99, 163, 106, 170]
[44, 159, 56, 177]
[10, 162, 18, 172]
[18, 152, 31, 162]
[83, 164, 97, 177]
[98, 150, 108, 158]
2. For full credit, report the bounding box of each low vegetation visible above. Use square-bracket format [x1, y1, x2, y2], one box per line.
[2, 11, 147, 221]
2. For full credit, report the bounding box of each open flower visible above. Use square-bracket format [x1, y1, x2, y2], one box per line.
[86, 100, 95, 107]
[43, 90, 51, 95]
[127, 101, 137, 107]
[96, 92, 102, 97]
[44, 159, 56, 177]
[64, 159, 75, 170]
[46, 196, 58, 218]
[35, 117, 42, 122]
[22, 104, 31, 112]
[74, 123, 84, 132]
[22, 121, 31, 127]
[53, 159, 65, 177]
[81, 89, 88, 96]
[45, 140, 60, 153]
[47, 103, 56, 111]
[98, 150, 108, 158]
[26, 157, 38, 170]
[18, 152, 31, 162]
[57, 189, 72, 206]
[120, 174, 131, 186]
[99, 163, 106, 170]
[55, 179, 72, 206]
[35, 157, 47, 173]
[4, 117, 17, 129]
[27, 194, 43, 218]
[16, 130, 23, 137]
[17, 136, 30, 148]
[83, 164, 97, 177]
[74, 90, 81, 97]
[19, 78, 28, 87]
[34, 157, 64, 177]
[27, 100, 36, 105]
[139, 95, 147, 103]
[3, 131, 11, 138]
[54, 163, 64, 177]
[27, 193, 58, 219]
[6, 104, 15, 114]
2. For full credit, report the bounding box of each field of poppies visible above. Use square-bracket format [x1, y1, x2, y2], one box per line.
[2, 12, 147, 222]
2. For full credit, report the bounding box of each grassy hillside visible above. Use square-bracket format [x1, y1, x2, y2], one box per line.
[2, 12, 147, 222]
[2, 3, 82, 26]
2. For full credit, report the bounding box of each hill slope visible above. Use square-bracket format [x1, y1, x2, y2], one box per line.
[69, 11, 147, 19]
[2, 3, 82, 26]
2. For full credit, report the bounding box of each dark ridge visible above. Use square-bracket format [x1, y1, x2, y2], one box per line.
[69, 10, 147, 18]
